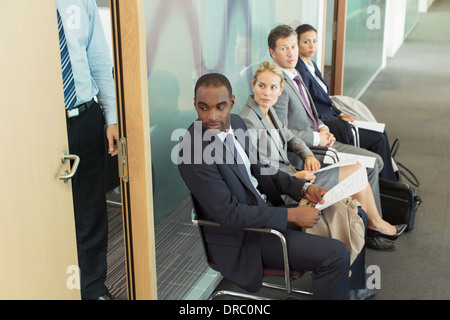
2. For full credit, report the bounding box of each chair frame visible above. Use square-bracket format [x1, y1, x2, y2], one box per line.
[310, 146, 340, 164]
[191, 201, 313, 300]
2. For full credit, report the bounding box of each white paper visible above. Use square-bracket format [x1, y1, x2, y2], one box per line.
[323, 152, 376, 169]
[352, 120, 385, 133]
[315, 166, 368, 211]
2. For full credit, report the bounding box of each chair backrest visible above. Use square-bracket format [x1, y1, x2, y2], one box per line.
[189, 193, 308, 297]
[190, 194, 220, 270]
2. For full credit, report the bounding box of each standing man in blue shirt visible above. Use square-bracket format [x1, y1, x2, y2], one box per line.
[56, 0, 118, 300]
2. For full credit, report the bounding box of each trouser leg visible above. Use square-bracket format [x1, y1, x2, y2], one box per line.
[67, 103, 108, 299]
[359, 129, 397, 181]
[261, 229, 350, 300]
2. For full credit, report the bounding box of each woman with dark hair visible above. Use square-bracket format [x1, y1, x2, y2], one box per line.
[295, 24, 397, 181]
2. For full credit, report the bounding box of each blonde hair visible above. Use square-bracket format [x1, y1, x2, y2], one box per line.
[252, 61, 284, 88]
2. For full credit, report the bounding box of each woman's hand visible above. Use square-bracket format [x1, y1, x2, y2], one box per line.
[304, 156, 321, 172]
[294, 170, 316, 183]
[339, 113, 354, 122]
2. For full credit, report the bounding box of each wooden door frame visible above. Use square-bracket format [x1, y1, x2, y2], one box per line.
[318, 0, 328, 75]
[110, 0, 157, 300]
[330, 0, 347, 96]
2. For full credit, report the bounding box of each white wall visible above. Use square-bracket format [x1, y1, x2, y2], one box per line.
[98, 7, 113, 60]
[384, 0, 407, 64]
[419, 0, 435, 12]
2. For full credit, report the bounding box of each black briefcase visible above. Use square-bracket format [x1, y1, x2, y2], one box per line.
[379, 179, 422, 232]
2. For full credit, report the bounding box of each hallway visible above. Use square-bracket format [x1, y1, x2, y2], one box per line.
[215, 0, 450, 300]
[360, 0, 450, 299]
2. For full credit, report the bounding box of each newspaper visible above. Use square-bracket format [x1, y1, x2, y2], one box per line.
[315, 165, 368, 211]
[323, 152, 376, 169]
[352, 120, 385, 133]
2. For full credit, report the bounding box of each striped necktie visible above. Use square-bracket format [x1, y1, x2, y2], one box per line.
[293, 76, 319, 132]
[225, 134, 268, 209]
[57, 10, 77, 110]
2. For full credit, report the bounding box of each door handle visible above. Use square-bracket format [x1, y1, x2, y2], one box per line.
[59, 151, 80, 183]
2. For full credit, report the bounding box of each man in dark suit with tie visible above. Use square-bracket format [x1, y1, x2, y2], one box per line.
[177, 73, 354, 300]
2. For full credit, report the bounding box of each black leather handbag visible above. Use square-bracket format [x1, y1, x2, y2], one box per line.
[390, 138, 420, 187]
[379, 178, 422, 232]
[380, 139, 422, 231]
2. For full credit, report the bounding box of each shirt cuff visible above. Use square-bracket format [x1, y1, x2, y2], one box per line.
[104, 108, 118, 126]
[312, 132, 320, 146]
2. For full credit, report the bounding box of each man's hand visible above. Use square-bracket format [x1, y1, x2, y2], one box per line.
[326, 131, 336, 147]
[106, 124, 119, 156]
[318, 127, 336, 147]
[286, 184, 327, 228]
[287, 206, 320, 229]
[304, 184, 327, 205]
[318, 130, 331, 147]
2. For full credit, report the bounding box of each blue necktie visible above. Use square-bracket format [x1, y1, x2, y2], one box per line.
[293, 76, 319, 132]
[225, 134, 268, 209]
[57, 10, 77, 110]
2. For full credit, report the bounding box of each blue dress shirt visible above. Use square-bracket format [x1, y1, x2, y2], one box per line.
[56, 0, 116, 125]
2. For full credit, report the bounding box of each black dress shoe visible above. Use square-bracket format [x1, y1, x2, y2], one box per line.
[367, 224, 407, 241]
[366, 236, 398, 251]
[97, 293, 117, 300]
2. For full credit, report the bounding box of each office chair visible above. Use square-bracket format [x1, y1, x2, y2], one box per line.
[309, 146, 340, 163]
[190, 194, 313, 300]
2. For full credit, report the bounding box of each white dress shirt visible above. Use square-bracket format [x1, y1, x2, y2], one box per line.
[300, 58, 329, 94]
[217, 128, 263, 197]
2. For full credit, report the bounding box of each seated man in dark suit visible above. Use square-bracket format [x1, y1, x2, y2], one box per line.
[177, 73, 364, 300]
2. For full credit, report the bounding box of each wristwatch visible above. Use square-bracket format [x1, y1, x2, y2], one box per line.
[301, 182, 312, 198]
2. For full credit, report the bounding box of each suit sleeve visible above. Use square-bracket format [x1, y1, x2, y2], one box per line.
[273, 90, 316, 146]
[179, 161, 288, 232]
[285, 131, 315, 161]
[240, 111, 261, 151]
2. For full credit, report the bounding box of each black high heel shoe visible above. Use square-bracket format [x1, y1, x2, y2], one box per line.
[367, 224, 407, 241]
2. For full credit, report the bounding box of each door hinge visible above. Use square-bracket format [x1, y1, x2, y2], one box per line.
[117, 137, 129, 183]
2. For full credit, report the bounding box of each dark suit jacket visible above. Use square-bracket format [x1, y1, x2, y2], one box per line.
[295, 59, 342, 120]
[177, 114, 306, 292]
